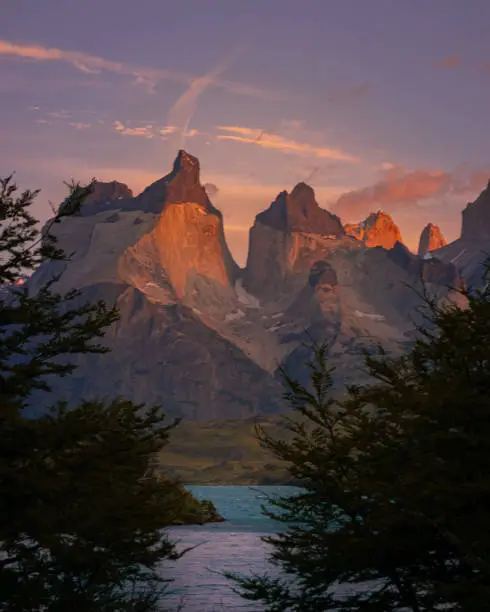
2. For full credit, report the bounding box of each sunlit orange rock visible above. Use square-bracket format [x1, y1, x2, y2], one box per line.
[120, 150, 236, 303]
[344, 211, 403, 249]
[418, 223, 447, 256]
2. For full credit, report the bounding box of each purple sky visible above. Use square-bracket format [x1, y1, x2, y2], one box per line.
[2, 0, 490, 264]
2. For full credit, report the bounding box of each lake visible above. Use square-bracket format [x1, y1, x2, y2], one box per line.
[163, 485, 296, 611]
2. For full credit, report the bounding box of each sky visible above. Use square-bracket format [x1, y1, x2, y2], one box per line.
[2, 0, 490, 265]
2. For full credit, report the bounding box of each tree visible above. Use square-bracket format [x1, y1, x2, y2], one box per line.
[0, 176, 184, 610]
[232, 280, 490, 611]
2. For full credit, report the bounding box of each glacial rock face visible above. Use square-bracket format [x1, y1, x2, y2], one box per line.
[418, 223, 447, 255]
[429, 179, 490, 289]
[29, 150, 259, 419]
[86, 180, 133, 204]
[461, 180, 490, 242]
[256, 183, 344, 235]
[76, 181, 133, 216]
[121, 151, 237, 306]
[388, 242, 462, 291]
[245, 184, 346, 297]
[27, 151, 467, 420]
[45, 283, 282, 420]
[344, 211, 403, 249]
[243, 187, 460, 389]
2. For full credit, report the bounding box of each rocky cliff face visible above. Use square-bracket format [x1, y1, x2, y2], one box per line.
[429, 179, 490, 289]
[418, 223, 447, 256]
[461, 180, 490, 242]
[245, 184, 346, 297]
[120, 151, 237, 308]
[344, 211, 403, 249]
[255, 183, 344, 235]
[27, 151, 467, 420]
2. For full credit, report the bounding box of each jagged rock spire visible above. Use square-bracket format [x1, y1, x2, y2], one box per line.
[344, 211, 403, 250]
[418, 223, 446, 255]
[135, 150, 218, 214]
[255, 182, 344, 236]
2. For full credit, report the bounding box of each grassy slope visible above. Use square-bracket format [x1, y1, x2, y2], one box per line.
[159, 416, 293, 485]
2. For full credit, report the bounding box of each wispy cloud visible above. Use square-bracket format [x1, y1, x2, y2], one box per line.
[47, 110, 71, 119]
[435, 56, 462, 69]
[166, 52, 237, 149]
[113, 121, 154, 139]
[218, 126, 257, 136]
[69, 122, 92, 130]
[204, 182, 219, 197]
[111, 120, 202, 140]
[158, 126, 177, 137]
[0, 39, 281, 100]
[215, 126, 359, 162]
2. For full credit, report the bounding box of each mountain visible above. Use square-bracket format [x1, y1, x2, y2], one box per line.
[29, 151, 281, 419]
[418, 223, 447, 256]
[461, 180, 490, 242]
[244, 182, 344, 297]
[431, 181, 490, 288]
[344, 211, 403, 249]
[27, 151, 463, 419]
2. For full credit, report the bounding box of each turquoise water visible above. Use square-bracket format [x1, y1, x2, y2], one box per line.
[162, 485, 298, 611]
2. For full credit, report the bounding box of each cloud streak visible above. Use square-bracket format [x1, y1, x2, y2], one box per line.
[215, 126, 358, 162]
[159, 126, 177, 137]
[0, 39, 281, 100]
[166, 52, 237, 150]
[114, 121, 154, 139]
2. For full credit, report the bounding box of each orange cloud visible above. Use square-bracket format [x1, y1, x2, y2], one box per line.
[215, 126, 358, 162]
[158, 126, 177, 137]
[333, 166, 488, 221]
[0, 39, 281, 100]
[217, 126, 257, 136]
[435, 56, 462, 68]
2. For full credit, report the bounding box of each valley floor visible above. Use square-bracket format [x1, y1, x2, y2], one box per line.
[159, 417, 293, 485]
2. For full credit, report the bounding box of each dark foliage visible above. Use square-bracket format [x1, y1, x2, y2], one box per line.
[0, 177, 183, 611]
[232, 278, 490, 610]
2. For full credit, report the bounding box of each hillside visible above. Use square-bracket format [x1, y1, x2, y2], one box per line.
[159, 417, 292, 485]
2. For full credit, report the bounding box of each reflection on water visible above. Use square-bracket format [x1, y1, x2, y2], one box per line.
[162, 485, 297, 611]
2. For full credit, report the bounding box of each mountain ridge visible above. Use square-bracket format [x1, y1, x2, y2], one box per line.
[26, 150, 481, 419]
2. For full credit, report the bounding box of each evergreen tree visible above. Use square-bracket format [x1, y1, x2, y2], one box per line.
[0, 176, 183, 611]
[233, 280, 490, 611]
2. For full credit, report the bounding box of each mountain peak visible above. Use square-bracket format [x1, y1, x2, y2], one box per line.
[418, 223, 446, 255]
[135, 150, 217, 214]
[90, 180, 133, 200]
[173, 149, 200, 177]
[69, 180, 133, 216]
[345, 211, 403, 249]
[291, 182, 315, 198]
[255, 184, 344, 236]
